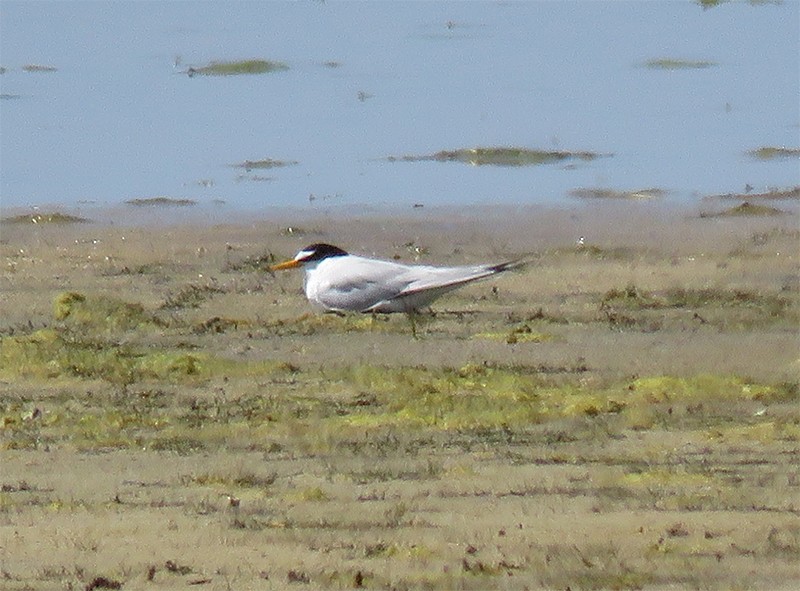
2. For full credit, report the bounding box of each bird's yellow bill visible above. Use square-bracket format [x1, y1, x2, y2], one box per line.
[270, 259, 301, 271]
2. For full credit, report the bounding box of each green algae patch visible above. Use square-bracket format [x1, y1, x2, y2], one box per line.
[125, 197, 197, 207]
[188, 59, 289, 77]
[1, 328, 196, 383]
[1, 353, 793, 454]
[0, 327, 286, 386]
[627, 375, 787, 404]
[326, 366, 797, 436]
[328, 363, 543, 431]
[234, 158, 298, 171]
[388, 146, 607, 167]
[53, 291, 160, 333]
[570, 187, 666, 200]
[601, 284, 662, 311]
[599, 283, 797, 331]
[748, 147, 800, 160]
[1, 292, 288, 385]
[2, 212, 89, 225]
[332, 365, 600, 431]
[710, 420, 800, 444]
[269, 312, 414, 336]
[601, 284, 792, 316]
[642, 58, 717, 70]
[163, 283, 225, 310]
[473, 325, 553, 344]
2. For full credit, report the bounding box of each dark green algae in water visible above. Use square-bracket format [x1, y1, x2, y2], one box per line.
[748, 147, 800, 161]
[125, 197, 197, 207]
[187, 59, 289, 77]
[642, 58, 717, 70]
[388, 146, 608, 167]
[234, 158, 298, 171]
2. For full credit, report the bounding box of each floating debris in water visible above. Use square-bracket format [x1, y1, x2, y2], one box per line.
[2, 212, 89, 225]
[125, 197, 197, 207]
[747, 146, 800, 160]
[234, 158, 298, 171]
[388, 147, 608, 167]
[21, 64, 58, 73]
[186, 59, 289, 77]
[235, 174, 275, 183]
[700, 202, 787, 218]
[1, 94, 21, 100]
[570, 187, 666, 200]
[642, 58, 717, 70]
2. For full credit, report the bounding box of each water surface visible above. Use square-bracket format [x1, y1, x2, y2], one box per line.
[1, 1, 797, 217]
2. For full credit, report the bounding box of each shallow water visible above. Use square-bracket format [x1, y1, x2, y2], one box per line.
[1, 1, 798, 216]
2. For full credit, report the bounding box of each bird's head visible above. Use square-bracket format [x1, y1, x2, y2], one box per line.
[270, 243, 349, 271]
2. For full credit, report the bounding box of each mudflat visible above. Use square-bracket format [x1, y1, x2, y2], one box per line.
[1, 202, 798, 590]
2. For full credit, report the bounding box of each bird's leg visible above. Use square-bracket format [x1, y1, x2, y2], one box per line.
[405, 310, 422, 339]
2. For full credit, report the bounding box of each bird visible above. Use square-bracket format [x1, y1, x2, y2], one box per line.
[270, 243, 524, 315]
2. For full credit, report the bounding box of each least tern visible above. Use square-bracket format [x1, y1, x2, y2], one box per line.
[270, 243, 523, 314]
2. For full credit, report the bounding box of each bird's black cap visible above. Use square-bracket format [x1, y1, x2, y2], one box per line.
[299, 243, 349, 262]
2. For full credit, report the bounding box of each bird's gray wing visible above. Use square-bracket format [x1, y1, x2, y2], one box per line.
[314, 258, 415, 312]
[314, 256, 526, 313]
[382, 259, 526, 311]
[397, 260, 524, 296]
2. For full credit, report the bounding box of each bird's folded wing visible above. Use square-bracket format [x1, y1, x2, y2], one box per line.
[314, 257, 526, 312]
[315, 260, 413, 312]
[396, 263, 516, 296]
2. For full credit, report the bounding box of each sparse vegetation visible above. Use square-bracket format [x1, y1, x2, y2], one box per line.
[1, 210, 797, 590]
[599, 284, 796, 330]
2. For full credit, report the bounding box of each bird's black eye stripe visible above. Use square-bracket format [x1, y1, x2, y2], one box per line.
[300, 243, 349, 262]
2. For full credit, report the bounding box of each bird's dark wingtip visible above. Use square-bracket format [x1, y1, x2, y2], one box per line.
[488, 257, 529, 274]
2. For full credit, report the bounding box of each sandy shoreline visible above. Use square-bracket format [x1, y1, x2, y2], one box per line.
[1, 202, 799, 590]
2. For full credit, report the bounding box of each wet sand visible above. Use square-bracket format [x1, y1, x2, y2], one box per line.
[1, 202, 798, 590]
